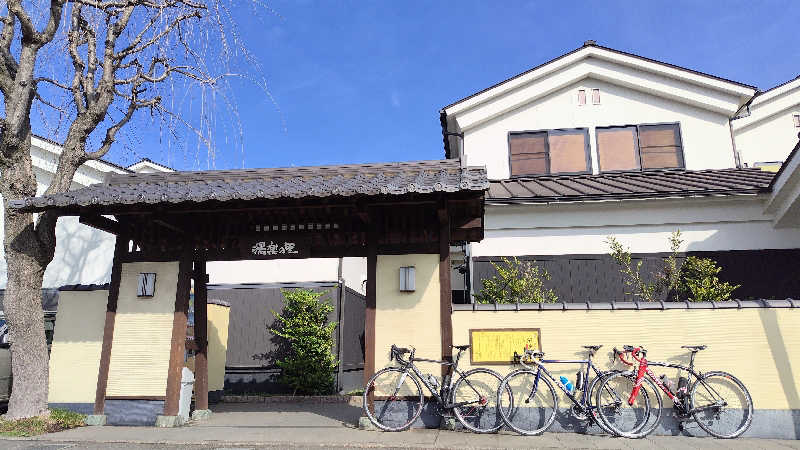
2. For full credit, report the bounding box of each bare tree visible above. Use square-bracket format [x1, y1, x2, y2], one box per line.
[0, 0, 268, 419]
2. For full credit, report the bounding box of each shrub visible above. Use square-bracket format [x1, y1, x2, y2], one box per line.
[475, 257, 558, 304]
[678, 256, 739, 302]
[270, 289, 338, 395]
[606, 231, 683, 302]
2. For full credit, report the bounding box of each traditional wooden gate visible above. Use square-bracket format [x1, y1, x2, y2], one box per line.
[10, 159, 487, 425]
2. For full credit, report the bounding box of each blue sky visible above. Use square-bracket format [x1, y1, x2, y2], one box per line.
[107, 0, 800, 171]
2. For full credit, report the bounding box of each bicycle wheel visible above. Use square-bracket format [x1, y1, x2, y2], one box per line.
[451, 368, 510, 433]
[595, 371, 662, 438]
[362, 367, 424, 431]
[690, 371, 753, 438]
[586, 371, 626, 435]
[497, 369, 557, 436]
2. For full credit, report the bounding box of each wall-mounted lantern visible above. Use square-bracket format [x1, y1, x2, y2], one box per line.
[137, 273, 157, 297]
[399, 266, 415, 292]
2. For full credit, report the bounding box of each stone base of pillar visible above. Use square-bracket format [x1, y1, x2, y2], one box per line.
[84, 415, 107, 426]
[191, 409, 212, 421]
[155, 415, 185, 428]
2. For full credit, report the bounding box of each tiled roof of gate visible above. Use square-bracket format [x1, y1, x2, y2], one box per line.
[487, 168, 774, 203]
[9, 159, 489, 212]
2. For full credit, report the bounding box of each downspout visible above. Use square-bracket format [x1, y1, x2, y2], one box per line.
[336, 257, 345, 392]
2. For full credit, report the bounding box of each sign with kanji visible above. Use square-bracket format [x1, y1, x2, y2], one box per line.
[241, 235, 310, 259]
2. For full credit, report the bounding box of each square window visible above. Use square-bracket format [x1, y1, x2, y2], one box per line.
[638, 123, 683, 169]
[597, 126, 639, 171]
[577, 90, 586, 106]
[597, 123, 684, 172]
[509, 129, 590, 176]
[137, 273, 157, 297]
[592, 88, 600, 105]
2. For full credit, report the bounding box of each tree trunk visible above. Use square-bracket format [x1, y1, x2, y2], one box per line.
[0, 132, 52, 419]
[4, 228, 49, 419]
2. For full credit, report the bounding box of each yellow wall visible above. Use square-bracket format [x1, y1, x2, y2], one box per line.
[207, 303, 230, 391]
[106, 261, 178, 397]
[452, 308, 800, 409]
[375, 254, 442, 374]
[48, 290, 108, 403]
[185, 302, 230, 392]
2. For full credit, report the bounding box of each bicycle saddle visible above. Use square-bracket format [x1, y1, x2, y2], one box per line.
[682, 344, 707, 352]
[452, 344, 470, 351]
[583, 345, 602, 351]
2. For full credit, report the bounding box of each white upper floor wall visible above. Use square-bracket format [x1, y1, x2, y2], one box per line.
[440, 43, 800, 180]
[733, 77, 800, 167]
[0, 136, 171, 289]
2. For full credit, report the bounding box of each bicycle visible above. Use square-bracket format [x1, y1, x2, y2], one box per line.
[362, 344, 512, 433]
[595, 345, 753, 439]
[497, 344, 655, 436]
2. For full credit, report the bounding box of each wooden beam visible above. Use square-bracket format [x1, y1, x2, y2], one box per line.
[439, 202, 453, 378]
[363, 218, 377, 410]
[80, 215, 121, 235]
[163, 248, 193, 417]
[93, 235, 126, 415]
[193, 256, 209, 412]
[153, 218, 185, 235]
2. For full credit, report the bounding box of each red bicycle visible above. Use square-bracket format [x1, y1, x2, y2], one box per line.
[595, 345, 753, 439]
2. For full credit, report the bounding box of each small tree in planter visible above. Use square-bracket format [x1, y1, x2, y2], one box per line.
[270, 289, 338, 395]
[475, 257, 558, 304]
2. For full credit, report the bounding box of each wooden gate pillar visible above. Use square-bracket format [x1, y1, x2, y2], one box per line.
[162, 248, 193, 419]
[363, 219, 377, 402]
[439, 202, 453, 377]
[91, 235, 126, 419]
[193, 256, 210, 414]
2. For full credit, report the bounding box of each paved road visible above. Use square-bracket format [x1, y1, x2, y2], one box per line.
[2, 403, 799, 449]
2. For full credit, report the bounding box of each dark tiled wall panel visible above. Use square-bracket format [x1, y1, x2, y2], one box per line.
[473, 249, 800, 302]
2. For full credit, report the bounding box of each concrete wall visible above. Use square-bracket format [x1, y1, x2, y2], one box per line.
[48, 289, 108, 403]
[461, 78, 737, 180]
[374, 254, 441, 374]
[471, 196, 800, 258]
[106, 261, 178, 397]
[451, 306, 800, 438]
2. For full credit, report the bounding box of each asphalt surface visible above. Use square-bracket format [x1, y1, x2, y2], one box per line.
[1, 403, 798, 449]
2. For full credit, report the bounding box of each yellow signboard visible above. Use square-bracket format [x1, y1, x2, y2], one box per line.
[469, 328, 541, 365]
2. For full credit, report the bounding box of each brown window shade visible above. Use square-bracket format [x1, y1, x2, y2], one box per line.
[510, 132, 548, 176]
[549, 132, 588, 174]
[639, 124, 682, 169]
[597, 127, 638, 171]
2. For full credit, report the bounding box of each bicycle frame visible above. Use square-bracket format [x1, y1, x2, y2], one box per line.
[627, 347, 728, 416]
[519, 350, 616, 415]
[393, 347, 485, 410]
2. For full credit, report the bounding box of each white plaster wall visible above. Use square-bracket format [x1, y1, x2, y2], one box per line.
[471, 196, 800, 257]
[0, 141, 121, 288]
[208, 257, 367, 294]
[735, 111, 800, 166]
[733, 81, 800, 166]
[461, 78, 736, 180]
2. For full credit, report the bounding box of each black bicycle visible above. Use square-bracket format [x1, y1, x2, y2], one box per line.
[497, 345, 656, 436]
[362, 344, 512, 433]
